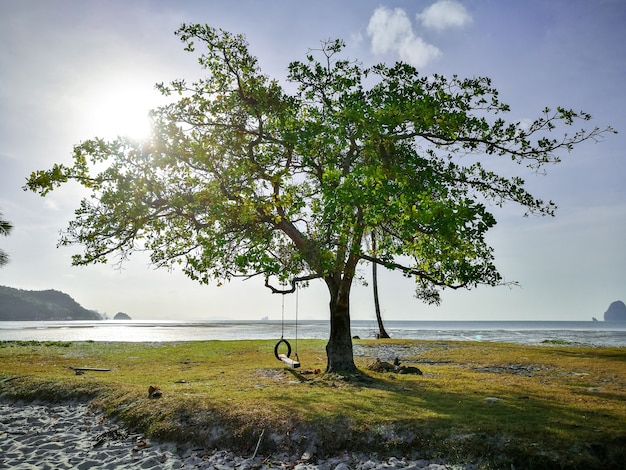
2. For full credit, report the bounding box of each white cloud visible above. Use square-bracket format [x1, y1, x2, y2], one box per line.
[397, 36, 441, 68]
[367, 7, 412, 55]
[367, 7, 441, 67]
[417, 0, 473, 31]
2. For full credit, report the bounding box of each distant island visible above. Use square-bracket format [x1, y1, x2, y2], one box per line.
[603, 300, 626, 322]
[113, 312, 132, 320]
[0, 285, 102, 321]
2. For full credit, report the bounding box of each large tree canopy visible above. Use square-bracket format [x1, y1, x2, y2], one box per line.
[26, 25, 614, 372]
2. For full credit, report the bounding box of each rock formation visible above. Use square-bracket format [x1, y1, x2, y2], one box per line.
[113, 312, 132, 320]
[603, 300, 626, 322]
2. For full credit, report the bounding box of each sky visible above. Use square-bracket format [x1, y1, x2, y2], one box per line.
[0, 0, 624, 322]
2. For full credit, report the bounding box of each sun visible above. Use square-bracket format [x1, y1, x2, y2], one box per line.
[83, 80, 164, 141]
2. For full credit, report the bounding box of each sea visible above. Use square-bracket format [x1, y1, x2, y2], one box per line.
[1, 320, 625, 347]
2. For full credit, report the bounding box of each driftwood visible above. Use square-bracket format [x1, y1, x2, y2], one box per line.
[1, 376, 28, 383]
[68, 367, 111, 372]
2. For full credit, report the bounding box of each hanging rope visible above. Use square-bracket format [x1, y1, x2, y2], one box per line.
[294, 285, 299, 361]
[274, 282, 300, 368]
[280, 292, 285, 339]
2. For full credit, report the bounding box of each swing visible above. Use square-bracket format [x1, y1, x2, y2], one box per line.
[274, 287, 300, 368]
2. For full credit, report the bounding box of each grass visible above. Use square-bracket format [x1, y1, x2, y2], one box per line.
[1, 339, 625, 469]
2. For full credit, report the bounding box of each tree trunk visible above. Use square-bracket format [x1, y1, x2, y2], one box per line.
[325, 277, 357, 373]
[371, 233, 390, 339]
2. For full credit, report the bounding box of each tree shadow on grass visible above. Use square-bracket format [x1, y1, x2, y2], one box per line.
[267, 365, 626, 469]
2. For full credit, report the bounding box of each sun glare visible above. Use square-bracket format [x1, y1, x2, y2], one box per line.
[83, 82, 162, 141]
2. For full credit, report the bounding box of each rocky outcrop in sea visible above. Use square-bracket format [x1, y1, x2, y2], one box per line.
[604, 300, 626, 321]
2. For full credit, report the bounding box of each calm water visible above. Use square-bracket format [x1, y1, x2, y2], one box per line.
[1, 320, 625, 347]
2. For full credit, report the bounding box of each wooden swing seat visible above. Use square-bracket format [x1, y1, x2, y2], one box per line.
[278, 353, 300, 368]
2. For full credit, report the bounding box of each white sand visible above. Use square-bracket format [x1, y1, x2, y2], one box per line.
[0, 399, 474, 469]
[0, 399, 187, 469]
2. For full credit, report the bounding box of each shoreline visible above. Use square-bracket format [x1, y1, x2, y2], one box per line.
[2, 319, 625, 347]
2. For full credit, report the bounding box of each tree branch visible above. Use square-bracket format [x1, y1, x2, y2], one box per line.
[264, 273, 320, 294]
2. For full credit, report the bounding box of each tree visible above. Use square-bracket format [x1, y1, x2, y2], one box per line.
[25, 25, 614, 372]
[0, 211, 13, 268]
[371, 231, 390, 339]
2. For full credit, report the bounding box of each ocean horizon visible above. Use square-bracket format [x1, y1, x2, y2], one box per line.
[1, 319, 625, 347]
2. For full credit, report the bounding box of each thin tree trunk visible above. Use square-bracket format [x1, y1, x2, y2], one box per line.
[372, 232, 390, 339]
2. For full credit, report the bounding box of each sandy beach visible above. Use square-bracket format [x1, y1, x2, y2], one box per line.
[1, 399, 185, 469]
[0, 398, 475, 469]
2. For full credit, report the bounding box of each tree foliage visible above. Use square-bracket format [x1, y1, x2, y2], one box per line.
[25, 25, 614, 371]
[0, 211, 13, 267]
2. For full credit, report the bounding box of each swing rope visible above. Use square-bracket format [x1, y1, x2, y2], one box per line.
[274, 282, 300, 368]
[280, 291, 285, 339]
[294, 285, 299, 361]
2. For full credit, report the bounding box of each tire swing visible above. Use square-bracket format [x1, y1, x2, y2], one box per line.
[274, 287, 300, 368]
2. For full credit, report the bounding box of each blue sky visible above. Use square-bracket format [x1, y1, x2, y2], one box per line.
[0, 0, 624, 321]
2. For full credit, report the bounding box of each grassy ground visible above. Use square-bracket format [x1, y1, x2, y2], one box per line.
[1, 338, 625, 469]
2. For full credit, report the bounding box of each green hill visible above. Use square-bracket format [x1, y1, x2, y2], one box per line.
[0, 286, 102, 321]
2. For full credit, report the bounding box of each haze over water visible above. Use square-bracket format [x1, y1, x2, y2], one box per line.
[1, 320, 625, 347]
